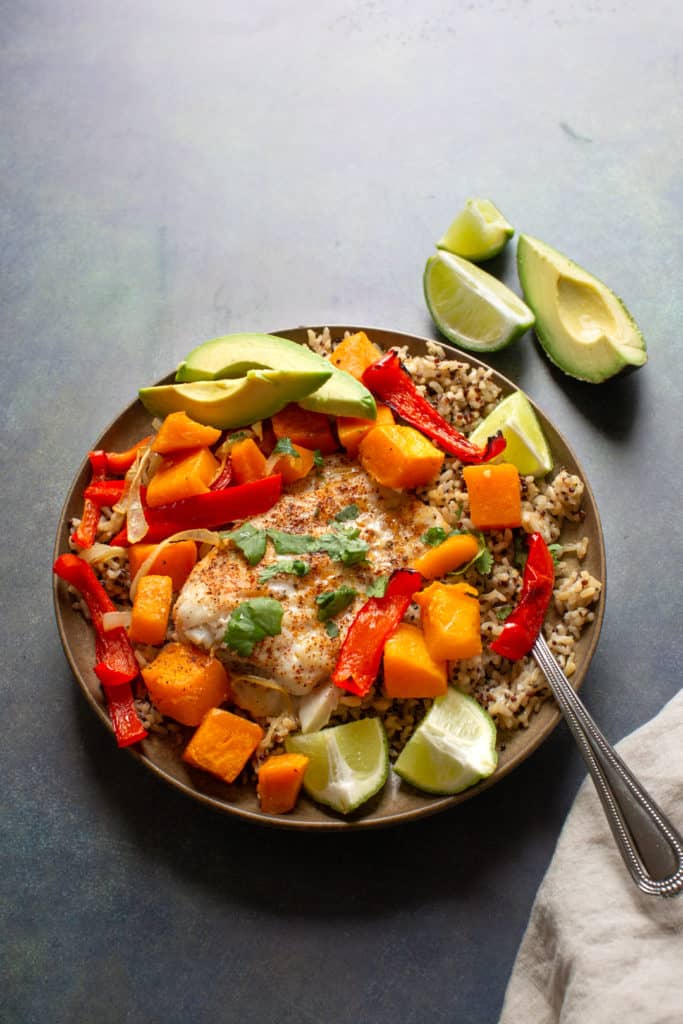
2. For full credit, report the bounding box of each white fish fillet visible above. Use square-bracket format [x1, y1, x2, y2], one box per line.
[173, 455, 448, 695]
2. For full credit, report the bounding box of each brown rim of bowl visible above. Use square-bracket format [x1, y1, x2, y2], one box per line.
[53, 324, 606, 831]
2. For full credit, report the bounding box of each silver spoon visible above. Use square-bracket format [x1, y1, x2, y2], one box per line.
[532, 634, 683, 897]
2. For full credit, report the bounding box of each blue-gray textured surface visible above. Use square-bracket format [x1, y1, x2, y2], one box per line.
[2, 2, 682, 1022]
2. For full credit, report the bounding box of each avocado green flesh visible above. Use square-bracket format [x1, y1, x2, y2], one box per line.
[517, 235, 647, 383]
[139, 369, 332, 429]
[176, 332, 376, 419]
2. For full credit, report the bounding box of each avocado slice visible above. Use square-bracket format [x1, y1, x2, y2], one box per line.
[517, 235, 647, 383]
[175, 332, 376, 419]
[139, 368, 332, 429]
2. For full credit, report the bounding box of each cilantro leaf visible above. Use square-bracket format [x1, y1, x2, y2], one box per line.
[333, 503, 360, 523]
[495, 605, 513, 621]
[548, 543, 563, 565]
[473, 542, 493, 576]
[315, 586, 358, 622]
[257, 559, 310, 584]
[421, 526, 449, 547]
[313, 449, 324, 470]
[325, 620, 340, 639]
[267, 529, 319, 555]
[225, 523, 268, 566]
[224, 598, 284, 657]
[513, 533, 528, 571]
[272, 437, 299, 459]
[365, 575, 389, 598]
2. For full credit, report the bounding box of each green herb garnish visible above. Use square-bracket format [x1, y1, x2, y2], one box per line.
[313, 449, 324, 470]
[495, 605, 514, 621]
[224, 523, 268, 566]
[473, 541, 493, 576]
[548, 543, 563, 565]
[333, 503, 360, 523]
[365, 575, 389, 598]
[421, 526, 449, 547]
[257, 559, 310, 584]
[272, 437, 299, 459]
[315, 586, 358, 622]
[325, 620, 340, 639]
[266, 527, 369, 567]
[224, 598, 284, 657]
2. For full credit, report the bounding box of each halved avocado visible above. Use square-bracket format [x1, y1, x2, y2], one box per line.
[517, 235, 647, 383]
[139, 368, 331, 429]
[175, 332, 376, 419]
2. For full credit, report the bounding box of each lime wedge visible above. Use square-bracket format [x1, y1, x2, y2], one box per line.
[424, 251, 535, 353]
[438, 197, 514, 262]
[394, 688, 497, 795]
[285, 717, 389, 814]
[468, 390, 553, 477]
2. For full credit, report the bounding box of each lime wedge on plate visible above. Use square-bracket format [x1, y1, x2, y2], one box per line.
[438, 197, 514, 262]
[424, 250, 535, 353]
[394, 688, 497, 795]
[286, 717, 389, 814]
[468, 390, 553, 477]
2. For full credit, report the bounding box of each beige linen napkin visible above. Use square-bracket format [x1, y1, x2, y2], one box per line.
[499, 689, 683, 1024]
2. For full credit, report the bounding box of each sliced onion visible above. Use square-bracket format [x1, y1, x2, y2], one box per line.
[128, 528, 222, 601]
[229, 674, 292, 718]
[102, 610, 132, 632]
[78, 542, 128, 565]
[113, 441, 161, 545]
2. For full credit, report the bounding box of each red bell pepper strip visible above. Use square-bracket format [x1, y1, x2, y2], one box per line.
[109, 473, 283, 546]
[53, 553, 147, 746]
[362, 351, 506, 464]
[94, 664, 148, 747]
[332, 568, 423, 697]
[83, 479, 128, 506]
[71, 450, 109, 549]
[490, 532, 555, 661]
[91, 435, 155, 476]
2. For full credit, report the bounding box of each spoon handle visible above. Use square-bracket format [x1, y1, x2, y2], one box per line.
[532, 634, 683, 897]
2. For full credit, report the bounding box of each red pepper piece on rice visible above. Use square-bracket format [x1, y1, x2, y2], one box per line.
[332, 568, 423, 698]
[362, 350, 506, 465]
[490, 532, 554, 661]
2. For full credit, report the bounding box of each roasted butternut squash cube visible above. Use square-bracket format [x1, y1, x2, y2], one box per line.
[271, 403, 338, 455]
[128, 540, 197, 591]
[359, 424, 444, 489]
[257, 752, 310, 814]
[229, 437, 268, 485]
[410, 532, 480, 579]
[141, 642, 230, 725]
[415, 582, 482, 661]
[382, 622, 448, 698]
[183, 708, 264, 784]
[462, 463, 522, 530]
[329, 331, 383, 380]
[129, 574, 173, 646]
[269, 442, 315, 484]
[152, 411, 221, 454]
[337, 404, 395, 457]
[146, 446, 220, 508]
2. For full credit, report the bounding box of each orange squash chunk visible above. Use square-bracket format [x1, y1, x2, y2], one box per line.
[415, 582, 482, 661]
[141, 642, 231, 726]
[146, 446, 220, 508]
[382, 622, 448, 698]
[152, 411, 221, 454]
[230, 437, 268, 484]
[183, 708, 264, 784]
[337, 404, 395, 457]
[129, 574, 173, 646]
[462, 463, 522, 530]
[257, 752, 310, 814]
[329, 331, 383, 380]
[128, 540, 197, 591]
[270, 442, 315, 484]
[410, 533, 480, 579]
[358, 424, 444, 489]
[271, 403, 338, 455]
